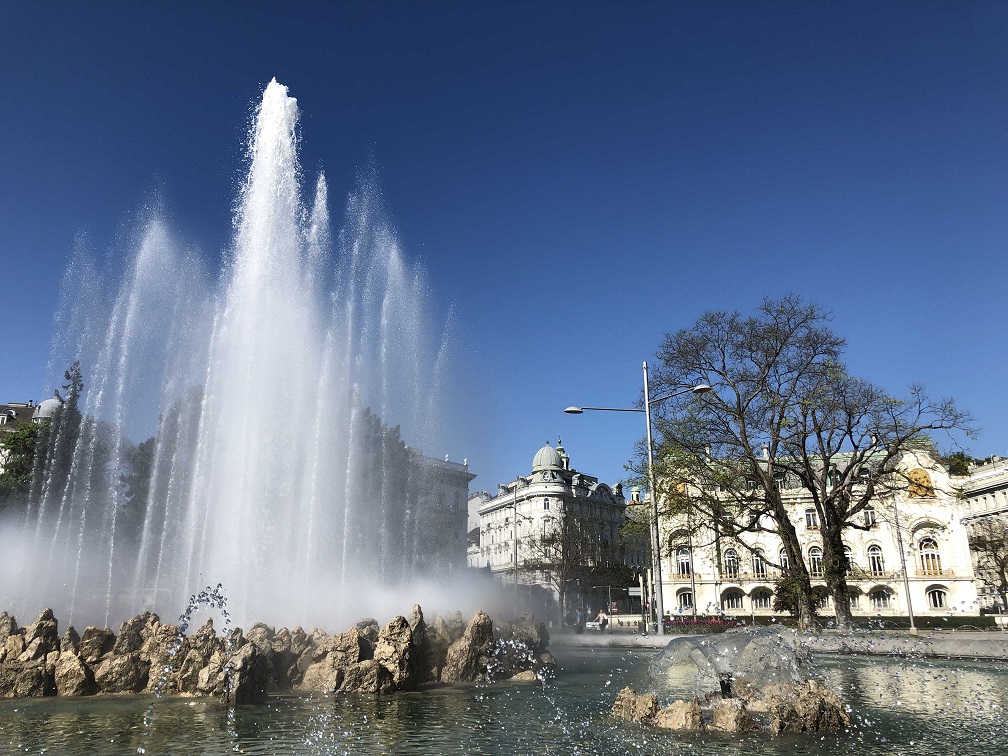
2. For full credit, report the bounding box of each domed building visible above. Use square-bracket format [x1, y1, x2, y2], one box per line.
[467, 440, 645, 624]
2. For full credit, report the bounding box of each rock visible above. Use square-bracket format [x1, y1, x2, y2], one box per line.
[441, 611, 494, 683]
[768, 680, 851, 733]
[612, 686, 659, 723]
[271, 627, 291, 655]
[654, 699, 703, 731]
[0, 613, 19, 648]
[408, 605, 428, 673]
[708, 698, 758, 733]
[0, 660, 55, 697]
[538, 651, 557, 672]
[190, 619, 224, 661]
[246, 623, 274, 654]
[142, 623, 184, 693]
[61, 626, 81, 654]
[54, 652, 97, 696]
[355, 619, 380, 645]
[338, 659, 394, 694]
[507, 613, 550, 655]
[196, 650, 227, 696]
[24, 609, 59, 654]
[78, 627, 116, 665]
[229, 642, 270, 705]
[300, 658, 346, 693]
[509, 669, 537, 682]
[322, 628, 372, 668]
[374, 616, 416, 690]
[5, 632, 26, 659]
[17, 637, 48, 663]
[289, 626, 309, 658]
[173, 648, 205, 694]
[94, 651, 151, 694]
[112, 611, 159, 656]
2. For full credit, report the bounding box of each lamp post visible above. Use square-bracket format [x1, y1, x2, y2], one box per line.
[565, 364, 710, 635]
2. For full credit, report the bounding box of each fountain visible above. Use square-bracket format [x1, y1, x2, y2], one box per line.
[1, 79, 461, 631]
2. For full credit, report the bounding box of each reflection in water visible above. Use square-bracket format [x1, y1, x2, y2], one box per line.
[0, 650, 1005, 755]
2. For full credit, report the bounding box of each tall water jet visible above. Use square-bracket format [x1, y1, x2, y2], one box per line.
[3, 79, 466, 630]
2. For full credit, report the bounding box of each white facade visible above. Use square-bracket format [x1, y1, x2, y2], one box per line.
[467, 441, 644, 601]
[957, 456, 1008, 610]
[658, 451, 980, 621]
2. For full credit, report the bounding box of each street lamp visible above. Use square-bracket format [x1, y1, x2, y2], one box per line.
[565, 362, 711, 635]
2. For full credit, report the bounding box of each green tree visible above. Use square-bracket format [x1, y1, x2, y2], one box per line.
[0, 422, 42, 509]
[647, 295, 974, 632]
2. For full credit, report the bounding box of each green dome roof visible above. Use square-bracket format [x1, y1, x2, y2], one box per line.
[532, 442, 563, 472]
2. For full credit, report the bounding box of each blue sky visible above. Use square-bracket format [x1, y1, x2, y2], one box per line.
[1, 2, 1006, 492]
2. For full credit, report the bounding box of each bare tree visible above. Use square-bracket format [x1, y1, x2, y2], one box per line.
[968, 519, 1008, 612]
[647, 295, 974, 631]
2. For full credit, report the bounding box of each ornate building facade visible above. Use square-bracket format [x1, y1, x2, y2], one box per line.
[659, 451, 980, 621]
[957, 456, 1008, 611]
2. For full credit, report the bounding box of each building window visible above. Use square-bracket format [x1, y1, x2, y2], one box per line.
[805, 509, 819, 529]
[753, 548, 767, 579]
[919, 538, 942, 575]
[864, 506, 876, 527]
[723, 548, 739, 579]
[868, 545, 885, 576]
[857, 467, 871, 484]
[809, 547, 823, 578]
[544, 498, 550, 510]
[722, 590, 744, 610]
[848, 592, 861, 610]
[0, 415, 6, 426]
[678, 590, 693, 610]
[870, 588, 891, 610]
[814, 591, 829, 610]
[677, 547, 692, 576]
[752, 589, 772, 609]
[927, 588, 947, 609]
[779, 548, 789, 572]
[843, 545, 854, 573]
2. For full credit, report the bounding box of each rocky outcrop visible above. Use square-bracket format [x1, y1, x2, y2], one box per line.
[613, 679, 850, 734]
[0, 605, 550, 701]
[54, 652, 96, 696]
[441, 611, 494, 683]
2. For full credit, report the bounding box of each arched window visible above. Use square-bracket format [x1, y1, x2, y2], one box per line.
[869, 588, 892, 610]
[753, 548, 768, 579]
[843, 545, 854, 573]
[779, 548, 789, 572]
[723, 548, 739, 579]
[752, 589, 772, 610]
[927, 587, 947, 608]
[722, 590, 744, 610]
[677, 546, 692, 576]
[848, 590, 861, 610]
[919, 538, 942, 575]
[809, 547, 824, 578]
[677, 590, 693, 610]
[867, 545, 884, 576]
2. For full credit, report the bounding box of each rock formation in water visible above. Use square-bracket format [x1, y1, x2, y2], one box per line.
[0, 606, 550, 703]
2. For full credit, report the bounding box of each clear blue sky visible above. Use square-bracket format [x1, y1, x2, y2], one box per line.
[1, 2, 1006, 492]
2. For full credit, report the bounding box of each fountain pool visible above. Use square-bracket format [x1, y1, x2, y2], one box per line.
[1, 648, 1005, 754]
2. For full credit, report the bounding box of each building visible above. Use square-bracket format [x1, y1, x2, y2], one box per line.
[410, 450, 477, 573]
[659, 450, 980, 621]
[467, 440, 646, 616]
[0, 400, 45, 474]
[957, 456, 1008, 611]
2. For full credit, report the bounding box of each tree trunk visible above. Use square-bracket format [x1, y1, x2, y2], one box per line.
[558, 586, 566, 628]
[823, 526, 854, 632]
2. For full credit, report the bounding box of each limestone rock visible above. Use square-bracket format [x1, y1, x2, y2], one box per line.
[440, 611, 494, 683]
[300, 657, 346, 693]
[509, 669, 537, 682]
[708, 698, 758, 733]
[374, 616, 416, 690]
[112, 611, 159, 656]
[5, 632, 26, 659]
[173, 648, 205, 694]
[338, 659, 394, 694]
[654, 699, 703, 731]
[506, 613, 550, 656]
[18, 637, 49, 663]
[229, 642, 270, 705]
[768, 680, 851, 733]
[142, 623, 184, 693]
[95, 651, 150, 694]
[54, 652, 97, 696]
[60, 626, 81, 654]
[355, 619, 380, 645]
[246, 623, 274, 654]
[24, 609, 59, 654]
[0, 613, 17, 649]
[612, 686, 659, 723]
[78, 627, 116, 665]
[0, 660, 55, 697]
[190, 619, 224, 661]
[289, 626, 309, 658]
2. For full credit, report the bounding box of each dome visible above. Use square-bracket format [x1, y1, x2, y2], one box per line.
[532, 442, 563, 472]
[32, 398, 61, 422]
